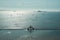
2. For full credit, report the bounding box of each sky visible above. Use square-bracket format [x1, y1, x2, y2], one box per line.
[0, 0, 60, 11]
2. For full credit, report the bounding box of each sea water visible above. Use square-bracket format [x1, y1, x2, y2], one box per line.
[0, 11, 60, 40]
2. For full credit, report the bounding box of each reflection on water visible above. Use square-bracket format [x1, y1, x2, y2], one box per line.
[0, 11, 60, 40]
[0, 30, 60, 40]
[0, 11, 60, 29]
[17, 35, 38, 40]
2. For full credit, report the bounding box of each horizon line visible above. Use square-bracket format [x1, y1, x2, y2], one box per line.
[0, 9, 60, 12]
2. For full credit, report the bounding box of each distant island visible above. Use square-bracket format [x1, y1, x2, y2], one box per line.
[36, 10, 47, 12]
[37, 10, 42, 12]
[33, 10, 43, 13]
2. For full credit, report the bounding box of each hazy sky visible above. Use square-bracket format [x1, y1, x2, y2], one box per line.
[0, 0, 60, 10]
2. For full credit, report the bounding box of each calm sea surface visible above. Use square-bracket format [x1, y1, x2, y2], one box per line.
[0, 11, 60, 40]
